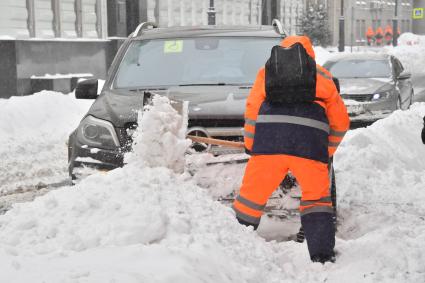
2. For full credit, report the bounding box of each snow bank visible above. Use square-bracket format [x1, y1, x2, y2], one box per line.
[333, 103, 425, 281]
[0, 91, 91, 194]
[0, 96, 296, 283]
[398, 32, 425, 46]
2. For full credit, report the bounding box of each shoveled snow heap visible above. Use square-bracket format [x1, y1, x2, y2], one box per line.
[1, 96, 425, 282]
[124, 96, 191, 173]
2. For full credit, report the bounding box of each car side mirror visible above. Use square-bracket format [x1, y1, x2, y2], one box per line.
[398, 71, 411, 80]
[332, 77, 340, 93]
[75, 79, 98, 99]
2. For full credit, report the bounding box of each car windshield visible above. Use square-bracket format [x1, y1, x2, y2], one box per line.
[324, 59, 391, 79]
[113, 37, 281, 89]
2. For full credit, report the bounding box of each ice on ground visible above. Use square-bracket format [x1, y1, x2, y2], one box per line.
[0, 91, 92, 194]
[1, 91, 425, 281]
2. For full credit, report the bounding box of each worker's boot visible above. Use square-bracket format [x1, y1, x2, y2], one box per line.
[301, 212, 335, 263]
[236, 217, 259, 230]
[311, 252, 336, 264]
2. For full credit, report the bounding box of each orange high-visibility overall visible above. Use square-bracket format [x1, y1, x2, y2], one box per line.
[375, 27, 384, 46]
[366, 27, 375, 45]
[232, 36, 350, 260]
[384, 25, 393, 45]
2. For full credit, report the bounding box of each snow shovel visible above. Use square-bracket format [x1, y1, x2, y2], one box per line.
[187, 135, 245, 149]
[186, 135, 249, 166]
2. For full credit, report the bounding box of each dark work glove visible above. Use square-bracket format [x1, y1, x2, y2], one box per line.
[245, 147, 251, 155]
[422, 116, 425, 144]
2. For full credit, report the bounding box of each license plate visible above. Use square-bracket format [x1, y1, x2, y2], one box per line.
[346, 104, 365, 116]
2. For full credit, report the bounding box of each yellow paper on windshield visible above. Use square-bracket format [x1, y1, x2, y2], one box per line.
[164, 40, 183, 53]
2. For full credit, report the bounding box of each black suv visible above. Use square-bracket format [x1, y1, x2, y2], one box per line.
[68, 22, 285, 179]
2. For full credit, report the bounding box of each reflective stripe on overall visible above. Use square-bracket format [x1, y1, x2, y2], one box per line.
[251, 101, 330, 164]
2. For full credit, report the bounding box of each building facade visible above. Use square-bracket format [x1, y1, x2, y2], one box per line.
[413, 0, 425, 34]
[328, 0, 415, 46]
[0, 0, 108, 39]
[109, 0, 306, 37]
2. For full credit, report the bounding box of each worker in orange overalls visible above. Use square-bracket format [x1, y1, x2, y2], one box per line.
[375, 27, 384, 46]
[366, 27, 375, 46]
[384, 25, 393, 45]
[232, 36, 350, 263]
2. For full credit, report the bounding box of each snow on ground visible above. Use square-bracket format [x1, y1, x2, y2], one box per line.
[1, 90, 425, 281]
[0, 91, 92, 194]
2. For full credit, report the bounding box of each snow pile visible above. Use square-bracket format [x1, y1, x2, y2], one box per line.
[398, 32, 425, 46]
[125, 95, 190, 173]
[0, 96, 296, 283]
[333, 103, 425, 281]
[0, 91, 91, 194]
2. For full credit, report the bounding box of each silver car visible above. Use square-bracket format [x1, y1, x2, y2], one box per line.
[323, 53, 414, 122]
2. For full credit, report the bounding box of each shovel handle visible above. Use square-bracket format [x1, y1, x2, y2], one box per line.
[187, 135, 245, 149]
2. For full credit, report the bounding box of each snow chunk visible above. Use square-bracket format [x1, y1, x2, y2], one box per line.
[125, 95, 191, 173]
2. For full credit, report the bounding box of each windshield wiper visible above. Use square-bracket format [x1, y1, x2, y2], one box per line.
[128, 87, 168, 92]
[179, 83, 228, 86]
[178, 83, 254, 87]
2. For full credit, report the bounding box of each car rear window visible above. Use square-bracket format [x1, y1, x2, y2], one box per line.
[113, 37, 281, 89]
[324, 59, 391, 79]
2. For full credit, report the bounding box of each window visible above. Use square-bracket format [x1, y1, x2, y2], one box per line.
[324, 59, 392, 79]
[356, 20, 361, 41]
[114, 37, 281, 89]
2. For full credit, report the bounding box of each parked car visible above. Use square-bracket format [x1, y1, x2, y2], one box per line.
[68, 22, 285, 179]
[323, 53, 414, 122]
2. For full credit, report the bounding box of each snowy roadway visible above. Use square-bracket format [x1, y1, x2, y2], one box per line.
[1, 91, 425, 282]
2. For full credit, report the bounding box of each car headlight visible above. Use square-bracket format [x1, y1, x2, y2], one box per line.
[76, 115, 120, 149]
[372, 91, 391, 101]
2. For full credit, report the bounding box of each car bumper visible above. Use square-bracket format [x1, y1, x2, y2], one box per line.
[68, 131, 124, 179]
[345, 98, 396, 121]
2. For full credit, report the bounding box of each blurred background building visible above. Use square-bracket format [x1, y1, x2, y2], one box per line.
[328, 0, 416, 46]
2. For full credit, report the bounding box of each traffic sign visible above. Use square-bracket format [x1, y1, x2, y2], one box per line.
[413, 8, 424, 20]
